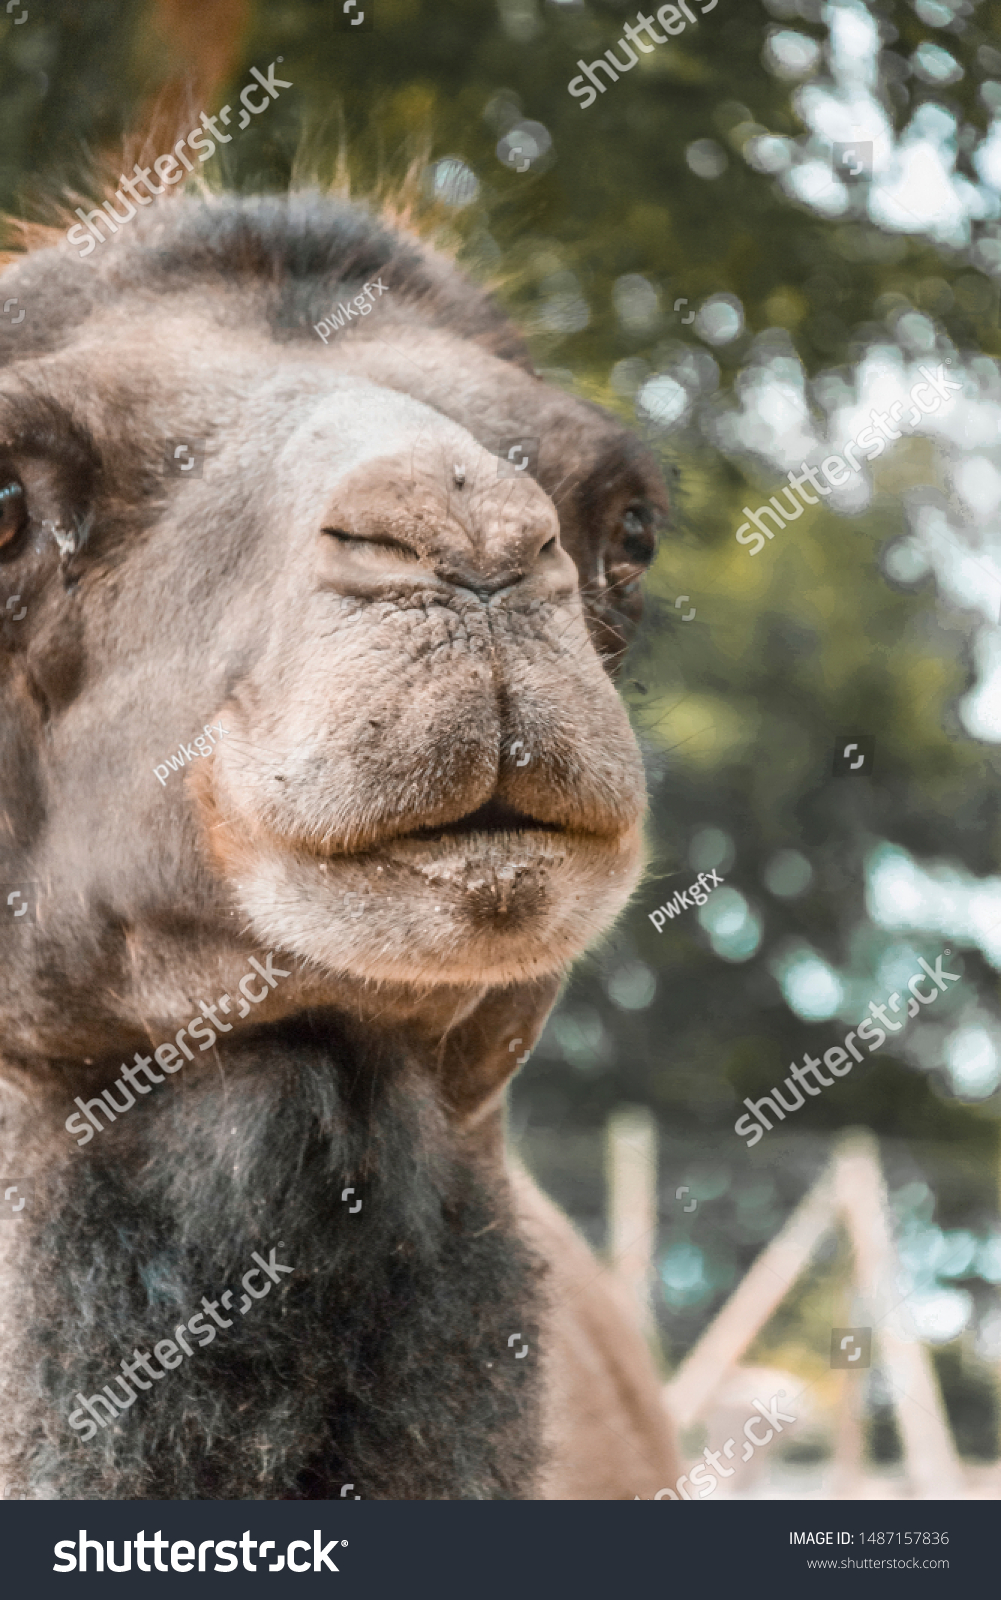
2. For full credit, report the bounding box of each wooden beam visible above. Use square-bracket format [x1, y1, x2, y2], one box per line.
[666, 1164, 837, 1429]
[833, 1131, 966, 1500]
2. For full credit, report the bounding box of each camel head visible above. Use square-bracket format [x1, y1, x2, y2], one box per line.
[0, 192, 668, 1069]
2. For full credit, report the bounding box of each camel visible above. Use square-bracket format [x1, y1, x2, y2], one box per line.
[0, 181, 679, 1499]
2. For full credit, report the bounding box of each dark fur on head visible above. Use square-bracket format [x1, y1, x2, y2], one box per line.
[15, 1020, 543, 1500]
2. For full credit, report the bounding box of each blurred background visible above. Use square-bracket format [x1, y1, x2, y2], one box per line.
[4, 0, 1001, 1497]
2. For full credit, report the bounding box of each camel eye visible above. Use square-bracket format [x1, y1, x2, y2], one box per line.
[619, 505, 656, 567]
[323, 528, 419, 561]
[0, 481, 26, 550]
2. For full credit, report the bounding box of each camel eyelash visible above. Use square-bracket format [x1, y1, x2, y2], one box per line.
[324, 528, 419, 560]
[325, 529, 366, 546]
[0, 479, 26, 549]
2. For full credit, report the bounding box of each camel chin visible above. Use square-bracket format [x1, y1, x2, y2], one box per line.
[228, 822, 646, 987]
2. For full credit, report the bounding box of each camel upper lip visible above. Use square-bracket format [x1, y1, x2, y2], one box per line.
[406, 796, 565, 841]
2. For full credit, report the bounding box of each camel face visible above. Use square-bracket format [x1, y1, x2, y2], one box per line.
[0, 196, 665, 1053]
[201, 386, 649, 986]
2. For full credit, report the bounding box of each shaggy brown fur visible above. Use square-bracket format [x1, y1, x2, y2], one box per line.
[0, 183, 678, 1499]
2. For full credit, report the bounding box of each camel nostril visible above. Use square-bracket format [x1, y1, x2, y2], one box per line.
[540, 537, 557, 555]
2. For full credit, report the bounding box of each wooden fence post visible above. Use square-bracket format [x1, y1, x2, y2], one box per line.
[605, 1106, 658, 1340]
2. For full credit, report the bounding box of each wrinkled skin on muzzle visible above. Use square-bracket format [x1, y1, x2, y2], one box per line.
[198, 388, 648, 987]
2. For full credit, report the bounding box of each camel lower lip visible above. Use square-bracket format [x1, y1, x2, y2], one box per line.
[315, 827, 573, 866]
[394, 829, 569, 867]
[394, 824, 567, 848]
[407, 796, 566, 842]
[224, 818, 644, 985]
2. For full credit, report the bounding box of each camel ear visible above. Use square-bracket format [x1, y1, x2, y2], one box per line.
[438, 975, 562, 1128]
